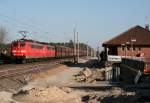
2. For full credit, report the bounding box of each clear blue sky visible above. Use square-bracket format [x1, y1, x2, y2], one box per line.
[0, 0, 150, 50]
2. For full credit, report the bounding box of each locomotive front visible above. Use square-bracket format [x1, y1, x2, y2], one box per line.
[11, 40, 27, 63]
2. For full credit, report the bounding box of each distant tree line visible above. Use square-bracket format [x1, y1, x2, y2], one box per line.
[0, 25, 11, 55]
[49, 39, 94, 51]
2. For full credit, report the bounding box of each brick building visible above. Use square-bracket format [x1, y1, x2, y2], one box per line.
[102, 25, 150, 58]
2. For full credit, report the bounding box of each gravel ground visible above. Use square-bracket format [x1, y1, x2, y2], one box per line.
[0, 59, 138, 103]
[0, 63, 69, 103]
[13, 60, 86, 103]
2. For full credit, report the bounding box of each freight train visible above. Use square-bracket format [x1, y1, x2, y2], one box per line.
[11, 39, 87, 63]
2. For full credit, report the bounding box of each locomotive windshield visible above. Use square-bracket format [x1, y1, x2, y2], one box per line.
[20, 42, 25, 47]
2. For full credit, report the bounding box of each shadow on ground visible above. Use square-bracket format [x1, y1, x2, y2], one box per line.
[100, 95, 137, 103]
[81, 94, 138, 103]
[63, 59, 100, 69]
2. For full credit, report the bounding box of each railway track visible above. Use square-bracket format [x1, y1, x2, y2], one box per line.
[0, 63, 56, 78]
[0, 58, 73, 78]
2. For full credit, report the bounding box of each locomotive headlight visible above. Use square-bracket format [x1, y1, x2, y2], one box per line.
[20, 50, 26, 53]
[12, 50, 16, 53]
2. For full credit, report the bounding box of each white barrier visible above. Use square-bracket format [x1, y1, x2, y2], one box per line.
[107, 55, 122, 62]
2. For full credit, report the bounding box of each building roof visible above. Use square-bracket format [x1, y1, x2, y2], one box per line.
[103, 25, 150, 47]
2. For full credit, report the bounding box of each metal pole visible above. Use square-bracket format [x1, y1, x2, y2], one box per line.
[77, 32, 79, 62]
[74, 28, 76, 62]
[91, 48, 92, 58]
[125, 45, 127, 58]
[131, 40, 133, 57]
[87, 42, 88, 59]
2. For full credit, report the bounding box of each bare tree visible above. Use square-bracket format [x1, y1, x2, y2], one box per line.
[0, 25, 7, 44]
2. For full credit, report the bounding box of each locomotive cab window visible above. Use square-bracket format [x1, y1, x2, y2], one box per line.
[20, 42, 25, 47]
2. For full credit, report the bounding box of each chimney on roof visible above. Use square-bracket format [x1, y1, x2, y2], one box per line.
[145, 24, 149, 31]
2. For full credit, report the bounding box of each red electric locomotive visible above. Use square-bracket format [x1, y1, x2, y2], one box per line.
[11, 39, 55, 63]
[11, 39, 87, 63]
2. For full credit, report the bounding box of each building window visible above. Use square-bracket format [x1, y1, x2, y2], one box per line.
[121, 47, 124, 51]
[133, 47, 136, 51]
[127, 47, 130, 51]
[138, 47, 141, 51]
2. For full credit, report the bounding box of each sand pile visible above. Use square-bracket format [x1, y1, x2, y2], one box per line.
[13, 86, 85, 103]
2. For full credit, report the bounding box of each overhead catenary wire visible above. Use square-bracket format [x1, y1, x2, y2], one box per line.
[0, 13, 54, 41]
[0, 13, 43, 31]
